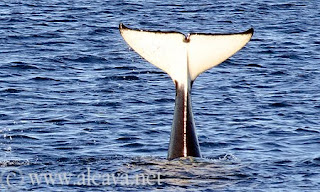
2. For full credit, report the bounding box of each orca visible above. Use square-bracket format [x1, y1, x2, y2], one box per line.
[119, 23, 253, 160]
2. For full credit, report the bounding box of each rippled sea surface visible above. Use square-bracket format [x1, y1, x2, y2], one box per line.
[0, 0, 319, 191]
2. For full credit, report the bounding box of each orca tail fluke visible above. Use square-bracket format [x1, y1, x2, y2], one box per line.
[119, 23, 253, 82]
[119, 23, 253, 159]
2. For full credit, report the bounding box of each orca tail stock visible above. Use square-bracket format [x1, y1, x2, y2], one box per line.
[119, 23, 253, 160]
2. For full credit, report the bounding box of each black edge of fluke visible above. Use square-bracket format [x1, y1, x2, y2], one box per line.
[119, 23, 128, 30]
[190, 27, 254, 36]
[245, 28, 254, 35]
[120, 23, 254, 38]
[119, 23, 185, 35]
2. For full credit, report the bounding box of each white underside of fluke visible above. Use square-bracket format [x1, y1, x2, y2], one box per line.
[119, 23, 253, 85]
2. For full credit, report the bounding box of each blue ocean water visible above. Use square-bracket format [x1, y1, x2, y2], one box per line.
[0, 0, 319, 191]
